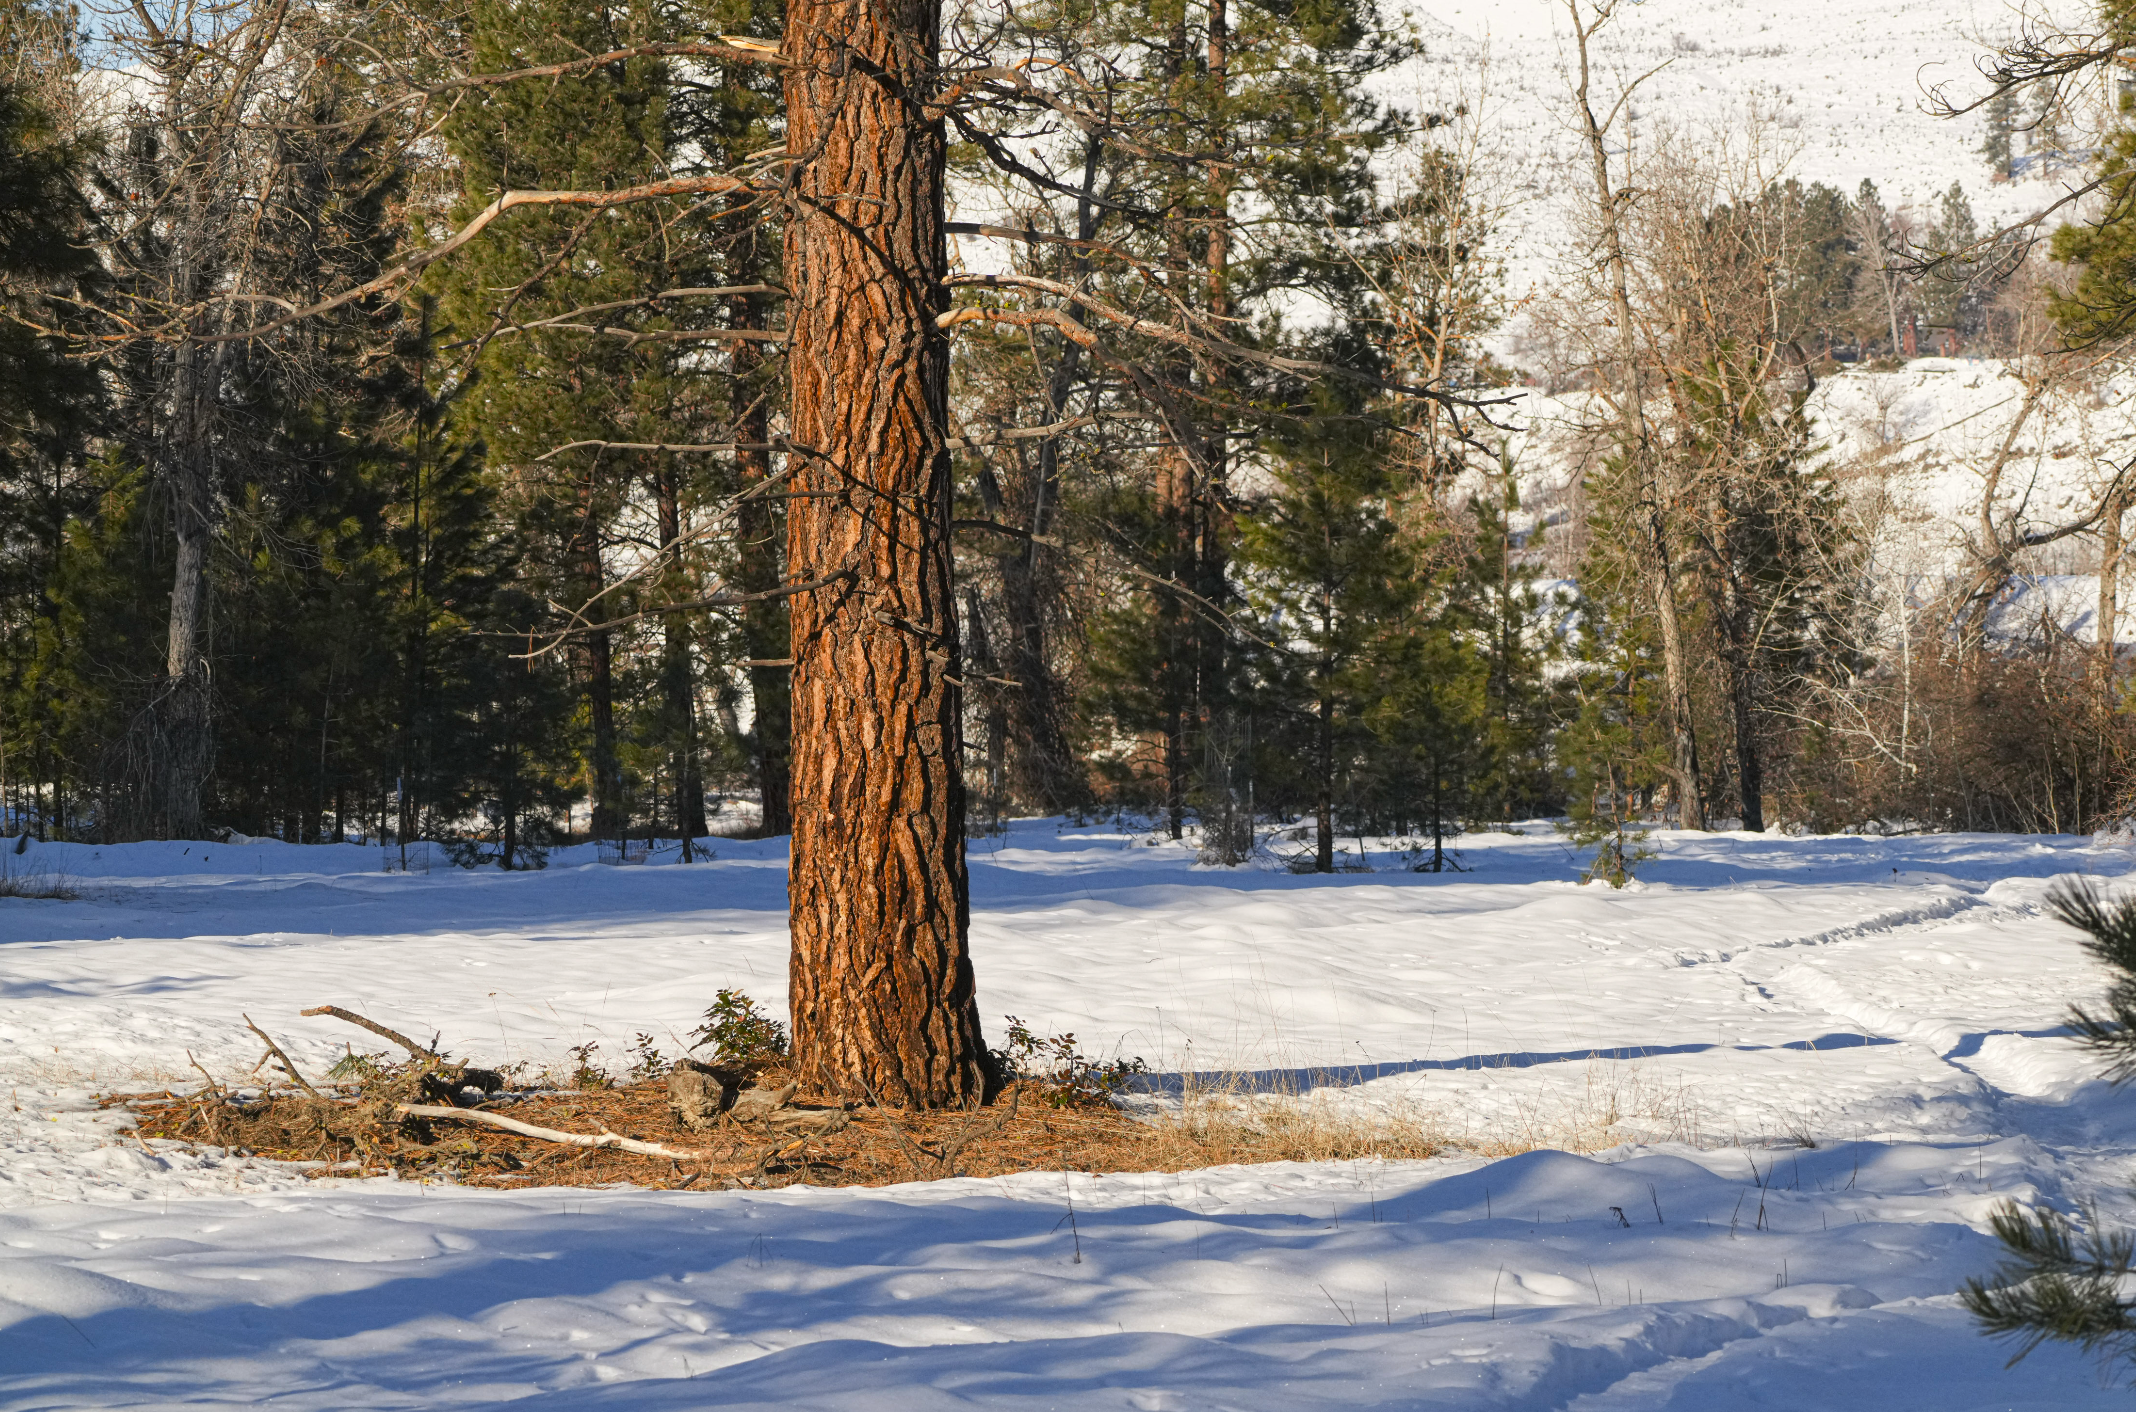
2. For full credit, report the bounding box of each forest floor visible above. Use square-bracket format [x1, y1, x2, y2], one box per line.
[2, 820, 2135, 1408]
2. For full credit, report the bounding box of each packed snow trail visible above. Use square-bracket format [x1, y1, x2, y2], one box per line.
[1, 823, 2132, 1408]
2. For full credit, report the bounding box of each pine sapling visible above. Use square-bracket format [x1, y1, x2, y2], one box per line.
[1964, 880, 2136, 1368]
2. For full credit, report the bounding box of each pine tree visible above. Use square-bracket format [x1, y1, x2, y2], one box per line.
[1237, 376, 1422, 873]
[1057, 0, 1409, 838]
[1981, 86, 2019, 181]
[2049, 8, 2136, 346]
[1459, 458, 1565, 824]
[431, 0, 710, 841]
[1963, 880, 2136, 1366]
[1917, 181, 1982, 334]
[0, 35, 102, 835]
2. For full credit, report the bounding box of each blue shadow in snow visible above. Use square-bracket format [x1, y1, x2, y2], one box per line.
[1131, 1031, 1899, 1096]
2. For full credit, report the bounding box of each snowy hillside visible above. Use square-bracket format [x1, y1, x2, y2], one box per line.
[1408, 0, 2069, 296]
[7, 824, 2136, 1407]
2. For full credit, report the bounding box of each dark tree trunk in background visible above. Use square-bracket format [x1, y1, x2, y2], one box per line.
[1315, 652, 1334, 873]
[654, 458, 707, 839]
[569, 481, 621, 838]
[1726, 653, 1763, 832]
[782, 0, 993, 1108]
[733, 289, 792, 838]
[146, 330, 219, 840]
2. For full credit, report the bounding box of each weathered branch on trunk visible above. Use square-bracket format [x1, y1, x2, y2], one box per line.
[953, 518, 1062, 546]
[112, 175, 775, 347]
[514, 558, 860, 657]
[948, 414, 1098, 451]
[939, 277, 1510, 412]
[410, 37, 791, 94]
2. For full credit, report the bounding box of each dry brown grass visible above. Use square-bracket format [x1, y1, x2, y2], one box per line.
[112, 1070, 1462, 1191]
[107, 1055, 1717, 1191]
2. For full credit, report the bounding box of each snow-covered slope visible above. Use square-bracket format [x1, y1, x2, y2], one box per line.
[1409, 0, 2066, 293]
[5, 824, 2136, 1407]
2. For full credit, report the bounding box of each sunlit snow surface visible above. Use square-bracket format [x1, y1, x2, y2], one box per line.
[3, 823, 2135, 1408]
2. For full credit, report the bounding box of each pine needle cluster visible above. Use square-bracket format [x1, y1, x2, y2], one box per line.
[2047, 880, 2136, 1085]
[1962, 1200, 2136, 1369]
[1962, 880, 2136, 1370]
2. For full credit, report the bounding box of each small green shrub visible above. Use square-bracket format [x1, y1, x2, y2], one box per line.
[689, 988, 789, 1065]
[325, 1047, 394, 1083]
[567, 1041, 612, 1090]
[997, 1015, 1148, 1108]
[626, 1031, 670, 1082]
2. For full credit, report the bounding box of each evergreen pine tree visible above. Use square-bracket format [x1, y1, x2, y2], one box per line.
[1963, 880, 2136, 1367]
[430, 0, 711, 841]
[1981, 86, 2020, 180]
[1236, 376, 1422, 873]
[1064, 0, 1409, 837]
[1459, 455, 1566, 824]
[2049, 4, 2136, 345]
[0, 38, 101, 835]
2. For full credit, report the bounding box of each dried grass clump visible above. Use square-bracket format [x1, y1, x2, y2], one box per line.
[1141, 1099, 1450, 1166]
[1459, 1060, 1708, 1156]
[0, 855, 77, 899]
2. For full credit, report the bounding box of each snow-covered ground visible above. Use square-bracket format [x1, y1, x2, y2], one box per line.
[1408, 0, 2075, 300]
[4, 822, 2136, 1407]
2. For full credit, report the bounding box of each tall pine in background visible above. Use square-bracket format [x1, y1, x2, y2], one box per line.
[432, 0, 710, 842]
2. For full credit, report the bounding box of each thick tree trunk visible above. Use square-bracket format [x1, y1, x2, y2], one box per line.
[783, 0, 992, 1107]
[733, 290, 792, 837]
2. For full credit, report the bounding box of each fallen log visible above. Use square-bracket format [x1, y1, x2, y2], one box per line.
[395, 1102, 713, 1162]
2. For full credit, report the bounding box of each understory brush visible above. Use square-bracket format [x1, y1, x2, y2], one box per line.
[0, 844, 78, 900]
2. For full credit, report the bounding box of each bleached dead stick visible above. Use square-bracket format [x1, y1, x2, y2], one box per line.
[395, 1103, 712, 1161]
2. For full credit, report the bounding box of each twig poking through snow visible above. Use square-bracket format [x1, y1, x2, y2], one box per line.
[301, 1006, 442, 1065]
[242, 1014, 323, 1099]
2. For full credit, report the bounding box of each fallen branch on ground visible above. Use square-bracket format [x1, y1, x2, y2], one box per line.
[396, 1102, 715, 1161]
